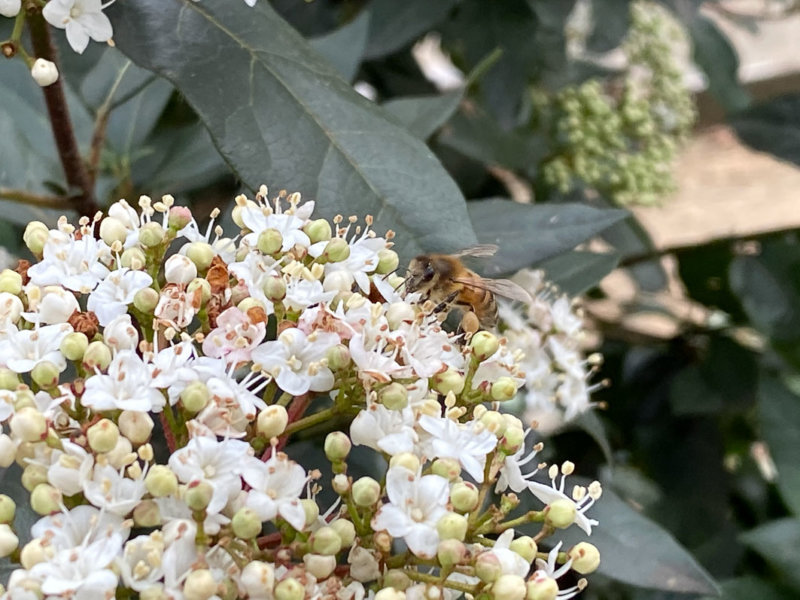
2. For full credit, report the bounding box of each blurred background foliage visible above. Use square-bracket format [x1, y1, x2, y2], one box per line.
[3, 0, 800, 598]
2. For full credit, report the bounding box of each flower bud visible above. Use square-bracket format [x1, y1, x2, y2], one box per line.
[499, 425, 525, 455]
[0, 434, 15, 468]
[20, 538, 51, 569]
[139, 222, 166, 248]
[145, 465, 178, 498]
[322, 238, 350, 263]
[304, 219, 332, 243]
[526, 575, 559, 600]
[375, 249, 399, 275]
[568, 541, 600, 574]
[119, 410, 154, 445]
[436, 512, 467, 541]
[0, 269, 22, 295]
[257, 228, 283, 255]
[23, 222, 49, 256]
[475, 551, 502, 583]
[450, 481, 479, 513]
[180, 381, 210, 413]
[240, 561, 274, 600]
[104, 436, 136, 470]
[133, 499, 161, 528]
[389, 453, 420, 474]
[87, 418, 119, 453]
[300, 498, 319, 528]
[373, 530, 392, 553]
[10, 407, 46, 442]
[0, 368, 19, 391]
[256, 405, 288, 439]
[430, 457, 461, 482]
[375, 589, 405, 600]
[330, 518, 356, 548]
[491, 377, 518, 402]
[14, 389, 35, 411]
[436, 538, 466, 569]
[188, 278, 212, 304]
[470, 331, 499, 361]
[509, 536, 537, 562]
[0, 524, 18, 558]
[232, 507, 262, 540]
[0, 496, 13, 528]
[31, 58, 58, 87]
[134, 287, 160, 313]
[352, 476, 381, 507]
[274, 577, 304, 600]
[185, 242, 215, 272]
[30, 361, 59, 389]
[60, 332, 88, 362]
[30, 483, 62, 515]
[183, 569, 217, 600]
[164, 254, 197, 285]
[99, 216, 128, 246]
[325, 344, 351, 370]
[322, 270, 353, 293]
[166, 206, 192, 231]
[301, 554, 334, 580]
[0, 0, 21, 18]
[324, 431, 351, 463]
[83, 341, 112, 371]
[492, 574, 526, 600]
[545, 499, 577, 529]
[263, 276, 286, 302]
[21, 464, 47, 491]
[185, 480, 214, 511]
[310, 525, 342, 555]
[384, 570, 411, 591]
[479, 410, 507, 437]
[432, 368, 465, 396]
[378, 382, 408, 410]
[386, 302, 415, 329]
[332, 473, 350, 495]
[121, 247, 147, 270]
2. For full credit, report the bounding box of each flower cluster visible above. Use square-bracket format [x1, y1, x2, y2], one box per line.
[0, 188, 601, 600]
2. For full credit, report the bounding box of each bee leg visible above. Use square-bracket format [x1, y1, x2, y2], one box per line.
[459, 311, 481, 337]
[432, 291, 460, 316]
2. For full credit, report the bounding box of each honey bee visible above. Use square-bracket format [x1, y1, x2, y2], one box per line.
[405, 245, 532, 333]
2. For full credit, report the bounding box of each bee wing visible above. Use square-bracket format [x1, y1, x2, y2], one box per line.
[452, 277, 532, 304]
[450, 244, 499, 258]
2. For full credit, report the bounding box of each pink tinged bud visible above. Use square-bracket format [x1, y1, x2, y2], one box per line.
[30, 483, 62, 515]
[470, 331, 500, 361]
[10, 407, 46, 442]
[183, 569, 217, 600]
[232, 507, 263, 540]
[0, 495, 14, 524]
[119, 410, 154, 445]
[545, 499, 577, 529]
[432, 368, 465, 395]
[164, 254, 198, 285]
[492, 575, 526, 600]
[31, 58, 58, 87]
[0, 524, 18, 558]
[87, 418, 119, 453]
[568, 541, 600, 574]
[475, 552, 502, 583]
[437, 538, 466, 568]
[526, 575, 559, 600]
[499, 425, 525, 455]
[168, 206, 193, 230]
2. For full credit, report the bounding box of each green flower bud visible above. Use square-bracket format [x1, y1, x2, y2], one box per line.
[432, 369, 465, 396]
[303, 219, 332, 244]
[526, 576, 559, 600]
[324, 431, 351, 463]
[310, 525, 342, 555]
[188, 278, 212, 304]
[185, 480, 214, 511]
[168, 206, 193, 231]
[325, 344, 350, 371]
[30, 483, 62, 515]
[87, 418, 119, 454]
[436, 513, 468, 541]
[0, 270, 22, 295]
[240, 562, 275, 599]
[499, 426, 525, 455]
[374, 589, 405, 600]
[470, 331, 499, 361]
[376, 249, 399, 275]
[479, 410, 507, 437]
[119, 410, 154, 445]
[352, 476, 381, 507]
[300, 498, 320, 527]
[99, 216, 128, 246]
[31, 361, 59, 389]
[437, 538, 466, 568]
[20, 538, 50, 569]
[332, 473, 350, 495]
[0, 524, 18, 558]
[389, 453, 420, 474]
[274, 577, 305, 600]
[23, 222, 49, 256]
[263, 276, 286, 302]
[133, 499, 161, 528]
[83, 341, 112, 371]
[21, 464, 47, 491]
[322, 238, 350, 263]
[383, 570, 411, 591]
[450, 481, 479, 513]
[134, 287, 160, 313]
[60, 332, 89, 362]
[475, 551, 502, 583]
[186, 242, 215, 272]
[257, 228, 284, 255]
[145, 465, 178, 498]
[256, 405, 288, 439]
[10, 407, 47, 443]
[491, 377, 518, 402]
[180, 381, 210, 413]
[0, 495, 15, 524]
[103, 436, 136, 470]
[431, 457, 461, 482]
[509, 536, 537, 563]
[545, 499, 577, 529]
[232, 507, 263, 540]
[492, 574, 526, 600]
[139, 222, 166, 248]
[13, 389, 35, 411]
[183, 569, 217, 600]
[378, 382, 408, 410]
[121, 247, 147, 270]
[330, 519, 356, 548]
[0, 369, 19, 391]
[568, 541, 600, 574]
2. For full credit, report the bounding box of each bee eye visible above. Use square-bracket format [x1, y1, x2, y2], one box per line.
[423, 264, 435, 281]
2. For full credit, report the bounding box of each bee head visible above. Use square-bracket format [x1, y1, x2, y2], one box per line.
[406, 255, 437, 292]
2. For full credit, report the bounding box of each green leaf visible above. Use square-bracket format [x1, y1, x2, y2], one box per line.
[557, 486, 720, 594]
[537, 250, 620, 295]
[364, 0, 459, 59]
[758, 374, 800, 516]
[688, 15, 750, 114]
[730, 94, 800, 166]
[571, 410, 613, 465]
[107, 0, 477, 260]
[467, 199, 628, 276]
[741, 518, 800, 589]
[309, 10, 371, 82]
[702, 577, 798, 600]
[0, 465, 38, 586]
[383, 89, 464, 139]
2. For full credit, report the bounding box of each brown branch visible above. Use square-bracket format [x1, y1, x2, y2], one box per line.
[0, 187, 72, 209]
[27, 13, 99, 217]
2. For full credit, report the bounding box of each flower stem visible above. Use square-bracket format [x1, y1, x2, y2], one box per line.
[493, 510, 546, 533]
[282, 406, 336, 437]
[403, 569, 479, 594]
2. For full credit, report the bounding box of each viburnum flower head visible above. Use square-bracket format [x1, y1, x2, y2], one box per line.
[42, 0, 114, 55]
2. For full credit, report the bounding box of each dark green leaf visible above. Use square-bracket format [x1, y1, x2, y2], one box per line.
[741, 518, 800, 589]
[106, 77, 174, 155]
[108, 0, 477, 260]
[702, 577, 798, 600]
[758, 375, 800, 516]
[586, 0, 631, 52]
[676, 241, 746, 322]
[0, 465, 38, 586]
[688, 15, 750, 114]
[572, 410, 614, 464]
[730, 94, 800, 166]
[310, 10, 371, 82]
[537, 250, 620, 295]
[467, 199, 627, 276]
[670, 365, 724, 416]
[383, 89, 463, 139]
[364, 0, 459, 59]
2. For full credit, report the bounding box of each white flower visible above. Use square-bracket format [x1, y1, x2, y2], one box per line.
[22, 285, 79, 324]
[251, 328, 339, 395]
[418, 415, 497, 483]
[42, 0, 114, 54]
[103, 314, 140, 351]
[283, 276, 336, 312]
[87, 268, 153, 326]
[241, 453, 308, 530]
[0, 323, 72, 373]
[46, 440, 94, 496]
[117, 532, 165, 592]
[348, 332, 404, 384]
[527, 466, 602, 536]
[0, 292, 23, 331]
[496, 431, 542, 494]
[82, 350, 166, 412]
[30, 58, 59, 87]
[27, 230, 110, 293]
[350, 403, 418, 456]
[177, 209, 236, 263]
[83, 463, 147, 516]
[530, 542, 584, 599]
[371, 466, 449, 558]
[483, 529, 531, 577]
[229, 252, 280, 309]
[0, 390, 14, 423]
[240, 198, 314, 251]
[154, 285, 201, 329]
[202, 307, 266, 365]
